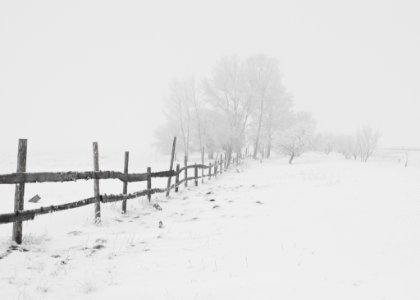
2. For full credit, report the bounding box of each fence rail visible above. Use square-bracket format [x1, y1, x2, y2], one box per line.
[0, 138, 247, 244]
[0, 170, 177, 184]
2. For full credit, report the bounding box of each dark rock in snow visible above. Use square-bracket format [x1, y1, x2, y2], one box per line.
[209, 199, 215, 202]
[93, 244, 105, 250]
[28, 194, 41, 203]
[159, 221, 164, 228]
[153, 203, 162, 211]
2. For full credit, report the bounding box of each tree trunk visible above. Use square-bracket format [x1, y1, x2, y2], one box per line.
[226, 147, 233, 165]
[253, 116, 263, 159]
[288, 153, 295, 164]
[208, 151, 214, 160]
[252, 93, 266, 159]
[266, 139, 271, 158]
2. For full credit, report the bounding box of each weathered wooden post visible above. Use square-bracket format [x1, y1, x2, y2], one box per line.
[121, 151, 129, 214]
[175, 164, 180, 192]
[93, 142, 101, 224]
[201, 147, 205, 183]
[220, 156, 223, 174]
[166, 136, 177, 197]
[194, 163, 198, 186]
[209, 163, 212, 179]
[147, 167, 152, 202]
[12, 139, 27, 244]
[214, 161, 218, 177]
[184, 155, 188, 187]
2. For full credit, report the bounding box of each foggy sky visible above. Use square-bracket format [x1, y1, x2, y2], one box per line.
[1, 0, 419, 155]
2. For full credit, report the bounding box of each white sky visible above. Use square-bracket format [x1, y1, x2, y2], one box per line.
[1, 0, 419, 154]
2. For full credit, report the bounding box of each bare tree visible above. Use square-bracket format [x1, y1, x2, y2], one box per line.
[154, 79, 195, 157]
[203, 55, 252, 162]
[243, 54, 283, 159]
[262, 90, 293, 158]
[200, 108, 230, 159]
[277, 112, 316, 164]
[334, 134, 358, 160]
[188, 77, 204, 154]
[356, 126, 380, 162]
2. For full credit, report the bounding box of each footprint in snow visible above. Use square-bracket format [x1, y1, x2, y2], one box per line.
[67, 230, 83, 236]
[353, 280, 365, 287]
[153, 203, 162, 211]
[92, 238, 107, 250]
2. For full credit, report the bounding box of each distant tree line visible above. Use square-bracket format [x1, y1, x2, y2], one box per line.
[314, 127, 381, 162]
[155, 54, 380, 164]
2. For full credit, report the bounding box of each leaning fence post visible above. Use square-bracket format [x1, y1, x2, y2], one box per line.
[175, 164, 180, 192]
[184, 155, 188, 187]
[122, 151, 129, 214]
[194, 163, 198, 186]
[209, 163, 212, 180]
[147, 167, 152, 202]
[201, 147, 205, 183]
[166, 136, 177, 197]
[12, 139, 27, 244]
[92, 142, 101, 224]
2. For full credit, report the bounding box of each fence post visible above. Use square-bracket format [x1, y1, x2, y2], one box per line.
[201, 147, 205, 183]
[209, 163, 212, 179]
[12, 139, 27, 244]
[175, 164, 180, 192]
[122, 151, 129, 214]
[147, 167, 152, 202]
[166, 136, 177, 197]
[220, 157, 223, 174]
[184, 155, 188, 187]
[214, 161, 218, 177]
[194, 163, 198, 186]
[93, 142, 101, 224]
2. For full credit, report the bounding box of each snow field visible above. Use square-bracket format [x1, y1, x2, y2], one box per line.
[1, 152, 420, 299]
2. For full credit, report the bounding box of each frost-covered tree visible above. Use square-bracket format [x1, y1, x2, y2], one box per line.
[315, 133, 337, 155]
[243, 54, 284, 159]
[199, 108, 230, 159]
[335, 134, 358, 160]
[356, 126, 380, 162]
[260, 90, 293, 158]
[203, 55, 252, 161]
[277, 112, 316, 164]
[154, 78, 195, 158]
[156, 54, 296, 162]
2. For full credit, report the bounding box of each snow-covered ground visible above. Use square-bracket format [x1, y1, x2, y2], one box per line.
[1, 152, 420, 299]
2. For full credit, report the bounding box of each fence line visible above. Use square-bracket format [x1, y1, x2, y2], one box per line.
[0, 138, 247, 244]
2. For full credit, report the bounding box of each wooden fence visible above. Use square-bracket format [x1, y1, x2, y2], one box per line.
[0, 138, 245, 244]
